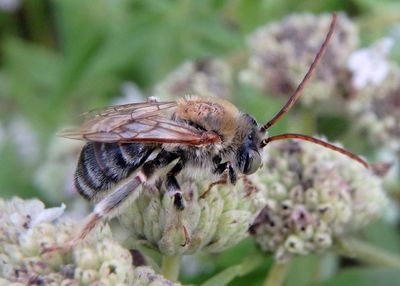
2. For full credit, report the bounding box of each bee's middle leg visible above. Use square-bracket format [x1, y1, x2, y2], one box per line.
[165, 160, 185, 210]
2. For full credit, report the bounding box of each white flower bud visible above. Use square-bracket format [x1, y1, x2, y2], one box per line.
[119, 179, 260, 256]
[250, 139, 388, 262]
[0, 198, 180, 285]
[132, 266, 183, 286]
[240, 13, 358, 108]
[34, 135, 83, 203]
[154, 59, 232, 100]
[348, 67, 400, 152]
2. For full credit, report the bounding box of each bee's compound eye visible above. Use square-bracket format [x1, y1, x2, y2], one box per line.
[243, 150, 261, 175]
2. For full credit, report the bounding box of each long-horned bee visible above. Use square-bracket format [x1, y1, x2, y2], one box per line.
[50, 13, 368, 250]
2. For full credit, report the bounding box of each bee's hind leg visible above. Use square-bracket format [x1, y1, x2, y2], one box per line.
[42, 175, 145, 254]
[165, 160, 186, 210]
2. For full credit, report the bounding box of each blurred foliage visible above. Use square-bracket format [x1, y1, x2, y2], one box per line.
[310, 268, 400, 286]
[0, 0, 400, 285]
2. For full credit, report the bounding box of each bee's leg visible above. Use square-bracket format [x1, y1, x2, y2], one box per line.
[199, 159, 236, 198]
[215, 161, 237, 185]
[43, 150, 179, 254]
[43, 175, 145, 254]
[199, 178, 227, 199]
[141, 150, 188, 209]
[165, 160, 185, 210]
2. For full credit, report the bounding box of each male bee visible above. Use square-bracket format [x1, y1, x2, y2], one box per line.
[50, 13, 368, 251]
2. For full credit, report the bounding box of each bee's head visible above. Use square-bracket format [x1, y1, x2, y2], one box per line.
[236, 114, 263, 175]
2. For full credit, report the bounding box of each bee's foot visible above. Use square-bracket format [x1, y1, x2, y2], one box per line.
[173, 191, 185, 211]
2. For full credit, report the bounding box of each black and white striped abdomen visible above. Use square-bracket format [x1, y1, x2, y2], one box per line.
[74, 142, 153, 201]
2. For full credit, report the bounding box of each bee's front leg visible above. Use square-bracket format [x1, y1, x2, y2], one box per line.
[199, 158, 236, 199]
[165, 160, 185, 210]
[214, 160, 237, 185]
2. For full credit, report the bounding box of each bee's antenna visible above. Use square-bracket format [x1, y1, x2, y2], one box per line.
[260, 12, 337, 133]
[260, 133, 369, 169]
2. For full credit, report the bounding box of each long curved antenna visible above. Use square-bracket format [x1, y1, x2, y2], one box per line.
[260, 13, 337, 132]
[260, 133, 369, 169]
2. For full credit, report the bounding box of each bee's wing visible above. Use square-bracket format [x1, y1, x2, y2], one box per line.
[60, 101, 220, 145]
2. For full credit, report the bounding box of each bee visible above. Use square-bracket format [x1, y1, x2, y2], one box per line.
[49, 13, 368, 251]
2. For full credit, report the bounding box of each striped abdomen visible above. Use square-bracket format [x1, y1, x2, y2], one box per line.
[74, 142, 153, 201]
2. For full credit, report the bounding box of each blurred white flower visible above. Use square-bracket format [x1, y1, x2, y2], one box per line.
[6, 198, 65, 234]
[34, 134, 83, 202]
[154, 59, 232, 100]
[0, 0, 20, 12]
[112, 82, 146, 105]
[348, 37, 394, 89]
[240, 13, 358, 107]
[8, 117, 39, 165]
[389, 23, 400, 41]
[29, 203, 66, 228]
[348, 67, 400, 151]
[1, 197, 181, 285]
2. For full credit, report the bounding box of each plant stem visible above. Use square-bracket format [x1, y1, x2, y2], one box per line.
[263, 261, 290, 286]
[161, 255, 181, 281]
[338, 238, 400, 269]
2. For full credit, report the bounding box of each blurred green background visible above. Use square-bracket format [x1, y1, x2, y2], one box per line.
[0, 0, 400, 285]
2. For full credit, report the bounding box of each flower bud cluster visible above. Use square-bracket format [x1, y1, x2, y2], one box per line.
[348, 67, 400, 151]
[118, 179, 261, 256]
[240, 13, 358, 107]
[132, 266, 181, 286]
[0, 197, 180, 286]
[154, 59, 232, 100]
[248, 140, 387, 262]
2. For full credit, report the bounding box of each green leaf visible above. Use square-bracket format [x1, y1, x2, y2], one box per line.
[3, 37, 62, 90]
[312, 268, 400, 286]
[286, 255, 320, 286]
[201, 265, 242, 286]
[363, 220, 400, 254]
[316, 115, 350, 140]
[201, 252, 265, 286]
[286, 254, 339, 286]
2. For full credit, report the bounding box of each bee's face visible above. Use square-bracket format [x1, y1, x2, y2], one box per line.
[236, 114, 263, 175]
